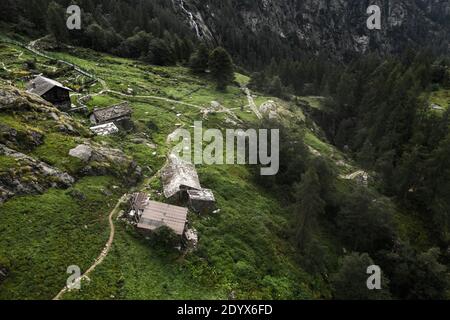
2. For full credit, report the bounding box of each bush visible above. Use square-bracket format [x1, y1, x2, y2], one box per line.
[331, 252, 391, 300]
[149, 226, 180, 249]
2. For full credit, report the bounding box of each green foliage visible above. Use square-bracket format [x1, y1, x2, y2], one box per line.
[0, 176, 123, 299]
[149, 226, 180, 249]
[146, 38, 176, 66]
[379, 244, 449, 299]
[336, 188, 395, 253]
[208, 47, 234, 90]
[294, 167, 325, 250]
[331, 252, 391, 300]
[31, 133, 83, 175]
[189, 44, 210, 74]
[46, 1, 68, 41]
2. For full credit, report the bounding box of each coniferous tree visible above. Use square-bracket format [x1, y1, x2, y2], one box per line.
[147, 38, 175, 66]
[294, 167, 325, 250]
[337, 188, 395, 253]
[331, 253, 391, 300]
[189, 44, 210, 74]
[208, 47, 234, 90]
[46, 1, 68, 41]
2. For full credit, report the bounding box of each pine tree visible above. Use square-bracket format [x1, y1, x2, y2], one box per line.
[269, 76, 283, 98]
[147, 38, 175, 66]
[46, 1, 68, 42]
[189, 44, 210, 74]
[294, 167, 325, 250]
[331, 253, 391, 300]
[208, 47, 234, 90]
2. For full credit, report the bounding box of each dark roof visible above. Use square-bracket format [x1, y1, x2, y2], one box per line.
[27, 76, 71, 96]
[91, 102, 132, 123]
[137, 200, 188, 236]
[161, 154, 201, 198]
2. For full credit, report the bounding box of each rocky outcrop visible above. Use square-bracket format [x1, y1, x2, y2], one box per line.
[259, 100, 279, 119]
[69, 143, 143, 186]
[0, 144, 75, 204]
[184, 0, 450, 58]
[0, 122, 44, 152]
[172, 0, 215, 42]
[0, 87, 86, 140]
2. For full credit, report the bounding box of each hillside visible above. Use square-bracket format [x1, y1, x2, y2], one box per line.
[1, 17, 449, 300]
[0, 36, 332, 299]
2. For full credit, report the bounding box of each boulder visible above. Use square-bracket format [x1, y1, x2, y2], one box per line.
[69, 144, 93, 162]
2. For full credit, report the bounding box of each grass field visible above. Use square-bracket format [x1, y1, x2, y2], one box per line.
[0, 39, 327, 299]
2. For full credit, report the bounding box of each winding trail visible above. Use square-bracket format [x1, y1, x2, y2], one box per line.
[105, 89, 202, 109]
[53, 194, 129, 300]
[242, 86, 262, 119]
[21, 38, 206, 112]
[26, 39, 99, 81]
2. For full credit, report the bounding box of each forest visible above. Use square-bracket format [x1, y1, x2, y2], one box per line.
[0, 0, 449, 300]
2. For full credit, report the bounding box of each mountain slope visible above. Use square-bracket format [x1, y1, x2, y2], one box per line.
[178, 0, 450, 62]
[0, 38, 327, 299]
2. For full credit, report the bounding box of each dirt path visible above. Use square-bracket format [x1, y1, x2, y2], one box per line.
[26, 38, 99, 82]
[53, 194, 129, 300]
[105, 89, 202, 109]
[242, 86, 262, 119]
[3, 38, 214, 114]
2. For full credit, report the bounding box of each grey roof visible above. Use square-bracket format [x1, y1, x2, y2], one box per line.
[91, 102, 132, 123]
[161, 154, 201, 198]
[27, 76, 71, 96]
[131, 192, 150, 212]
[188, 189, 215, 202]
[137, 200, 188, 236]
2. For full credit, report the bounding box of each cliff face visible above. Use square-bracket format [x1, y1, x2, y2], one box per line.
[175, 0, 450, 58]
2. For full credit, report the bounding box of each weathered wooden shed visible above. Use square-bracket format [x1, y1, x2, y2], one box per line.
[160, 154, 201, 201]
[27, 76, 72, 111]
[187, 189, 216, 214]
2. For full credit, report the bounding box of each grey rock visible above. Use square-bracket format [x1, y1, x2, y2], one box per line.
[69, 144, 93, 162]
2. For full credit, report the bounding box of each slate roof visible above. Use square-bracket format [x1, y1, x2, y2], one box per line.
[161, 154, 201, 198]
[137, 200, 188, 236]
[91, 102, 132, 123]
[26, 76, 71, 96]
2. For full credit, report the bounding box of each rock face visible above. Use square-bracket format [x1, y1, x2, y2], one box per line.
[259, 100, 279, 119]
[0, 87, 85, 143]
[182, 0, 450, 58]
[69, 143, 143, 186]
[0, 122, 44, 152]
[0, 144, 75, 204]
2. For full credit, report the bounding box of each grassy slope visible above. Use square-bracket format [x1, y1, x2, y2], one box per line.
[0, 176, 124, 299]
[0, 39, 324, 299]
[429, 88, 450, 110]
[0, 38, 429, 300]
